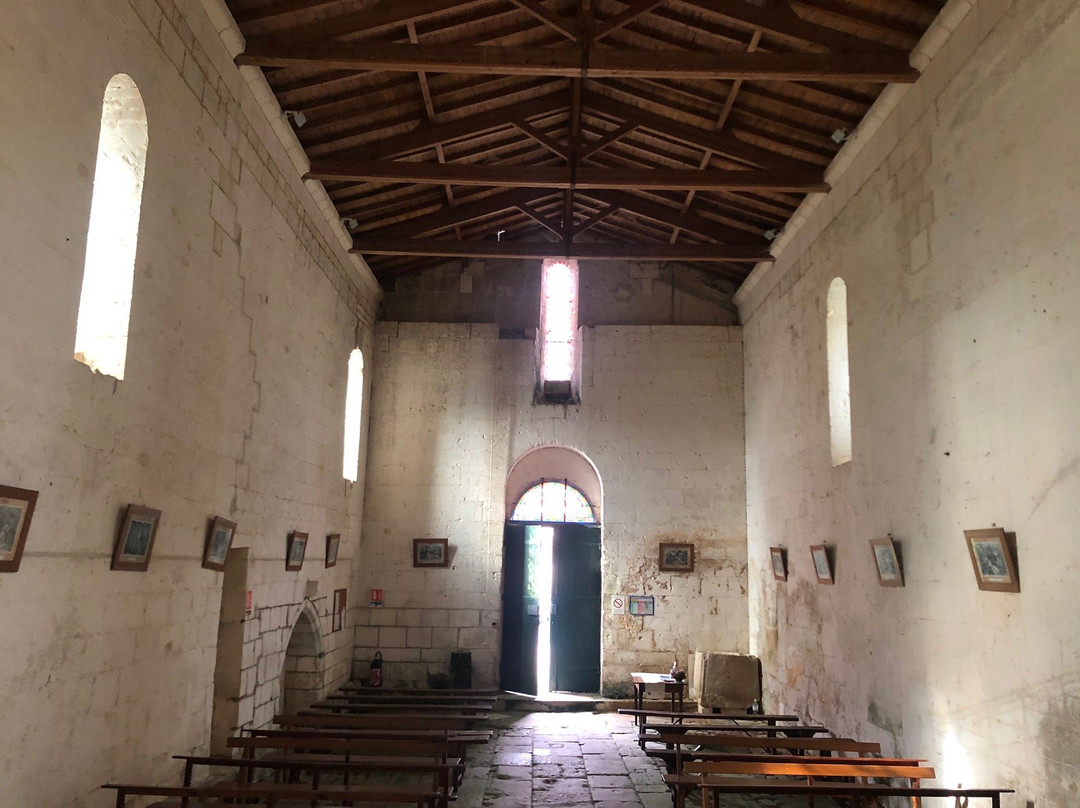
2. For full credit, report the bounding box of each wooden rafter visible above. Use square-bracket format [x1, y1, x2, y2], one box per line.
[237, 41, 918, 82]
[352, 237, 773, 261]
[306, 160, 829, 191]
[593, 0, 667, 41]
[506, 0, 579, 40]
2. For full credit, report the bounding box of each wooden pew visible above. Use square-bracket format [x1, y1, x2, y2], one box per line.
[292, 709, 489, 729]
[341, 683, 499, 696]
[326, 691, 499, 705]
[640, 720, 830, 739]
[308, 699, 494, 715]
[103, 781, 440, 807]
[694, 781, 1013, 808]
[173, 754, 458, 808]
[640, 729, 881, 773]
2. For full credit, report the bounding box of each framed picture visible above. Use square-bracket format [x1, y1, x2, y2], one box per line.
[810, 544, 833, 585]
[964, 528, 1020, 592]
[659, 542, 695, 572]
[628, 595, 655, 616]
[769, 547, 787, 581]
[869, 537, 903, 587]
[202, 516, 236, 572]
[0, 484, 39, 573]
[332, 588, 347, 632]
[286, 531, 309, 571]
[413, 538, 449, 568]
[111, 505, 161, 571]
[325, 533, 340, 568]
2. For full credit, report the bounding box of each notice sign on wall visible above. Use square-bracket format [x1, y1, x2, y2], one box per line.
[370, 588, 384, 607]
[610, 595, 626, 615]
[245, 590, 253, 617]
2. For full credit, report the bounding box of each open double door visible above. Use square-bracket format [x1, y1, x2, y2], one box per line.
[500, 522, 601, 695]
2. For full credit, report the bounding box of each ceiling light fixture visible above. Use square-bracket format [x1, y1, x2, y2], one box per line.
[341, 217, 358, 230]
[831, 128, 849, 144]
[284, 109, 307, 128]
[764, 228, 780, 241]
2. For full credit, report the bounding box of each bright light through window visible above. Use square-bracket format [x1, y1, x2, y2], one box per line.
[826, 277, 852, 466]
[342, 348, 365, 481]
[540, 259, 578, 383]
[511, 480, 596, 523]
[74, 74, 148, 380]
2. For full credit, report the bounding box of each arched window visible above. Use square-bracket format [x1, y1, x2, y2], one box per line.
[74, 74, 148, 380]
[511, 480, 597, 523]
[342, 348, 365, 481]
[826, 277, 852, 466]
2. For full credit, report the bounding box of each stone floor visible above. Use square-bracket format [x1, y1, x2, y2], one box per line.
[460, 709, 837, 808]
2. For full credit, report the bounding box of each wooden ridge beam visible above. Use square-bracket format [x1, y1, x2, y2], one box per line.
[307, 160, 829, 191]
[353, 237, 774, 261]
[237, 40, 918, 82]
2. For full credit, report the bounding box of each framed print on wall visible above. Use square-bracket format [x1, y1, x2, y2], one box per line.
[810, 544, 833, 585]
[332, 588, 347, 632]
[0, 484, 39, 573]
[869, 537, 903, 587]
[413, 538, 449, 568]
[769, 547, 787, 581]
[628, 595, 655, 616]
[325, 533, 340, 568]
[111, 505, 161, 571]
[659, 542, 695, 572]
[202, 516, 236, 572]
[964, 527, 1020, 592]
[286, 531, 308, 571]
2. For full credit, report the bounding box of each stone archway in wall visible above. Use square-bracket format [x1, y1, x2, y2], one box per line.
[281, 602, 324, 715]
[501, 446, 604, 695]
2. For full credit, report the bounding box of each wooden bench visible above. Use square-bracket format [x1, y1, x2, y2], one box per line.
[326, 691, 499, 705]
[308, 699, 494, 715]
[341, 683, 500, 696]
[640, 719, 830, 739]
[693, 780, 1013, 808]
[173, 754, 458, 808]
[103, 781, 441, 807]
[291, 710, 490, 729]
[640, 730, 881, 773]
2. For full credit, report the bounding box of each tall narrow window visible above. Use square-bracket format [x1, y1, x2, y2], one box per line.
[826, 277, 852, 466]
[538, 258, 579, 401]
[342, 348, 365, 481]
[74, 74, 148, 380]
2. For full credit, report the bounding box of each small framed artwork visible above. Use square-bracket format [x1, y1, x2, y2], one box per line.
[0, 484, 39, 573]
[659, 542, 695, 572]
[286, 531, 309, 571]
[332, 588, 347, 632]
[964, 527, 1019, 592]
[869, 537, 903, 587]
[628, 595, 655, 616]
[769, 547, 787, 581]
[413, 538, 449, 568]
[810, 544, 833, 585]
[202, 516, 236, 572]
[325, 533, 340, 568]
[112, 505, 162, 571]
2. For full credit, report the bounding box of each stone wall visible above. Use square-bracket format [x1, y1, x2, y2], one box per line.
[0, 1, 377, 805]
[356, 323, 748, 694]
[739, 1, 1080, 805]
[381, 259, 740, 328]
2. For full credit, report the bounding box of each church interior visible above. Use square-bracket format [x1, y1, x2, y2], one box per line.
[1, 0, 1077, 805]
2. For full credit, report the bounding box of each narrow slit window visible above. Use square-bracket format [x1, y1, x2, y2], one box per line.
[342, 348, 365, 481]
[74, 74, 148, 380]
[826, 277, 852, 466]
[538, 258, 579, 401]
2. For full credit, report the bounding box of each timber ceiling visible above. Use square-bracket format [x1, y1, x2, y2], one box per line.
[228, 0, 944, 285]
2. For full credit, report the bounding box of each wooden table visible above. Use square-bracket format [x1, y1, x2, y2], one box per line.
[630, 673, 685, 727]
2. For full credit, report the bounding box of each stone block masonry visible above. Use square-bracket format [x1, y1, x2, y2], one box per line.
[0, 0, 378, 806]
[357, 323, 748, 692]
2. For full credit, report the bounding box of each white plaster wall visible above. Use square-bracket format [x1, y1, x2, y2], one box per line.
[358, 323, 747, 693]
[740, 1, 1080, 805]
[0, 1, 377, 805]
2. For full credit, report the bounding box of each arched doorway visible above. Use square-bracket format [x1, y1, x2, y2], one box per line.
[281, 604, 324, 714]
[500, 446, 603, 696]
